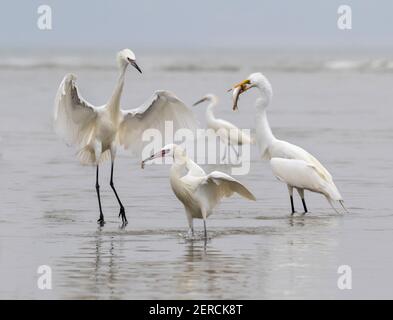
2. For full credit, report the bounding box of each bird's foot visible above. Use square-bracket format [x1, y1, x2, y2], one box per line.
[118, 207, 128, 227]
[97, 217, 105, 226]
[186, 228, 194, 239]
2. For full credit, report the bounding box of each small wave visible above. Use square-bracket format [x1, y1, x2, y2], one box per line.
[1, 56, 393, 73]
[0, 57, 115, 70]
[160, 64, 240, 73]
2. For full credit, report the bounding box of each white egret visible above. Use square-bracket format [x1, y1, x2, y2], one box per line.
[141, 144, 256, 238]
[193, 94, 253, 161]
[54, 49, 197, 226]
[230, 72, 346, 214]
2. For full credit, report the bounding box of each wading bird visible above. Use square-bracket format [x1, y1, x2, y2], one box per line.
[193, 94, 253, 161]
[54, 49, 197, 226]
[230, 72, 346, 214]
[141, 144, 256, 238]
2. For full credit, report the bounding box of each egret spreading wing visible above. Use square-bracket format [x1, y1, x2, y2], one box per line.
[119, 90, 198, 153]
[54, 74, 99, 147]
[196, 171, 256, 209]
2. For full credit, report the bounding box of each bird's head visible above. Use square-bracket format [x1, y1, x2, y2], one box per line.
[141, 144, 186, 168]
[229, 72, 272, 110]
[117, 48, 142, 73]
[192, 94, 218, 107]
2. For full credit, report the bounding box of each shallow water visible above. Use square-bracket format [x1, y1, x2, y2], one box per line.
[0, 50, 393, 299]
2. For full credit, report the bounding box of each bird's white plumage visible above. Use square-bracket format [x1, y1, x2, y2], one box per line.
[169, 145, 256, 222]
[195, 171, 256, 212]
[119, 90, 198, 153]
[270, 158, 341, 200]
[195, 94, 253, 146]
[269, 140, 333, 182]
[232, 72, 344, 211]
[54, 54, 197, 165]
[54, 74, 100, 148]
[143, 144, 255, 234]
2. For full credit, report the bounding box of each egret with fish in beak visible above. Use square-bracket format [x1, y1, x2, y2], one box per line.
[228, 72, 347, 215]
[228, 79, 252, 111]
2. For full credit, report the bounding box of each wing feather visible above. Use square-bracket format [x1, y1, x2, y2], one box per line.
[275, 141, 332, 182]
[54, 74, 98, 147]
[195, 171, 256, 210]
[119, 90, 198, 153]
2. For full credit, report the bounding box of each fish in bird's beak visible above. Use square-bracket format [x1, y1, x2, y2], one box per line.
[128, 58, 142, 73]
[192, 97, 207, 106]
[141, 149, 167, 169]
[228, 79, 251, 111]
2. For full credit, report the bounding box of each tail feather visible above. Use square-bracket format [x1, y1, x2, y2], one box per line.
[323, 180, 342, 201]
[76, 146, 110, 165]
[326, 197, 341, 214]
[339, 200, 349, 213]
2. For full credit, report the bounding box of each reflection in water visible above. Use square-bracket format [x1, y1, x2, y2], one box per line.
[50, 211, 343, 299]
[288, 215, 306, 227]
[57, 229, 126, 299]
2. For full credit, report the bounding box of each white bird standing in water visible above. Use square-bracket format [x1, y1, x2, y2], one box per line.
[54, 49, 197, 226]
[193, 94, 253, 161]
[141, 144, 256, 238]
[230, 72, 346, 214]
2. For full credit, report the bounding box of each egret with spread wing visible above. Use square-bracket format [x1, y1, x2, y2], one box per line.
[141, 144, 256, 238]
[193, 94, 253, 161]
[230, 72, 346, 214]
[54, 49, 197, 226]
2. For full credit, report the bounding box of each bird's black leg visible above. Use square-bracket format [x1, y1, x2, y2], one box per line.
[301, 198, 308, 214]
[297, 188, 308, 214]
[290, 195, 295, 215]
[203, 219, 207, 239]
[96, 165, 105, 226]
[230, 144, 240, 160]
[287, 185, 296, 215]
[110, 161, 127, 226]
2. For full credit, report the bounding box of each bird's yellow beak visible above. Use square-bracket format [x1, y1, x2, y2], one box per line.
[233, 79, 251, 90]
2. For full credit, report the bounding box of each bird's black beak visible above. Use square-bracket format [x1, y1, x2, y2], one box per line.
[193, 98, 206, 106]
[128, 58, 142, 73]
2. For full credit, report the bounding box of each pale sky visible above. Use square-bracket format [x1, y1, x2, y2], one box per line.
[1, 0, 392, 50]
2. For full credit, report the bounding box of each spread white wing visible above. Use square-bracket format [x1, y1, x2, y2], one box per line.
[195, 171, 256, 210]
[119, 90, 198, 153]
[54, 74, 99, 147]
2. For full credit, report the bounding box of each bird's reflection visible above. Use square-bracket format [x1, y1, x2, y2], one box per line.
[93, 230, 118, 296]
[88, 229, 125, 299]
[174, 239, 246, 297]
[288, 215, 307, 227]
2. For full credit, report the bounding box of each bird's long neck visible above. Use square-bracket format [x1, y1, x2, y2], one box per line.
[205, 98, 218, 126]
[255, 98, 276, 160]
[170, 153, 189, 179]
[107, 63, 127, 121]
